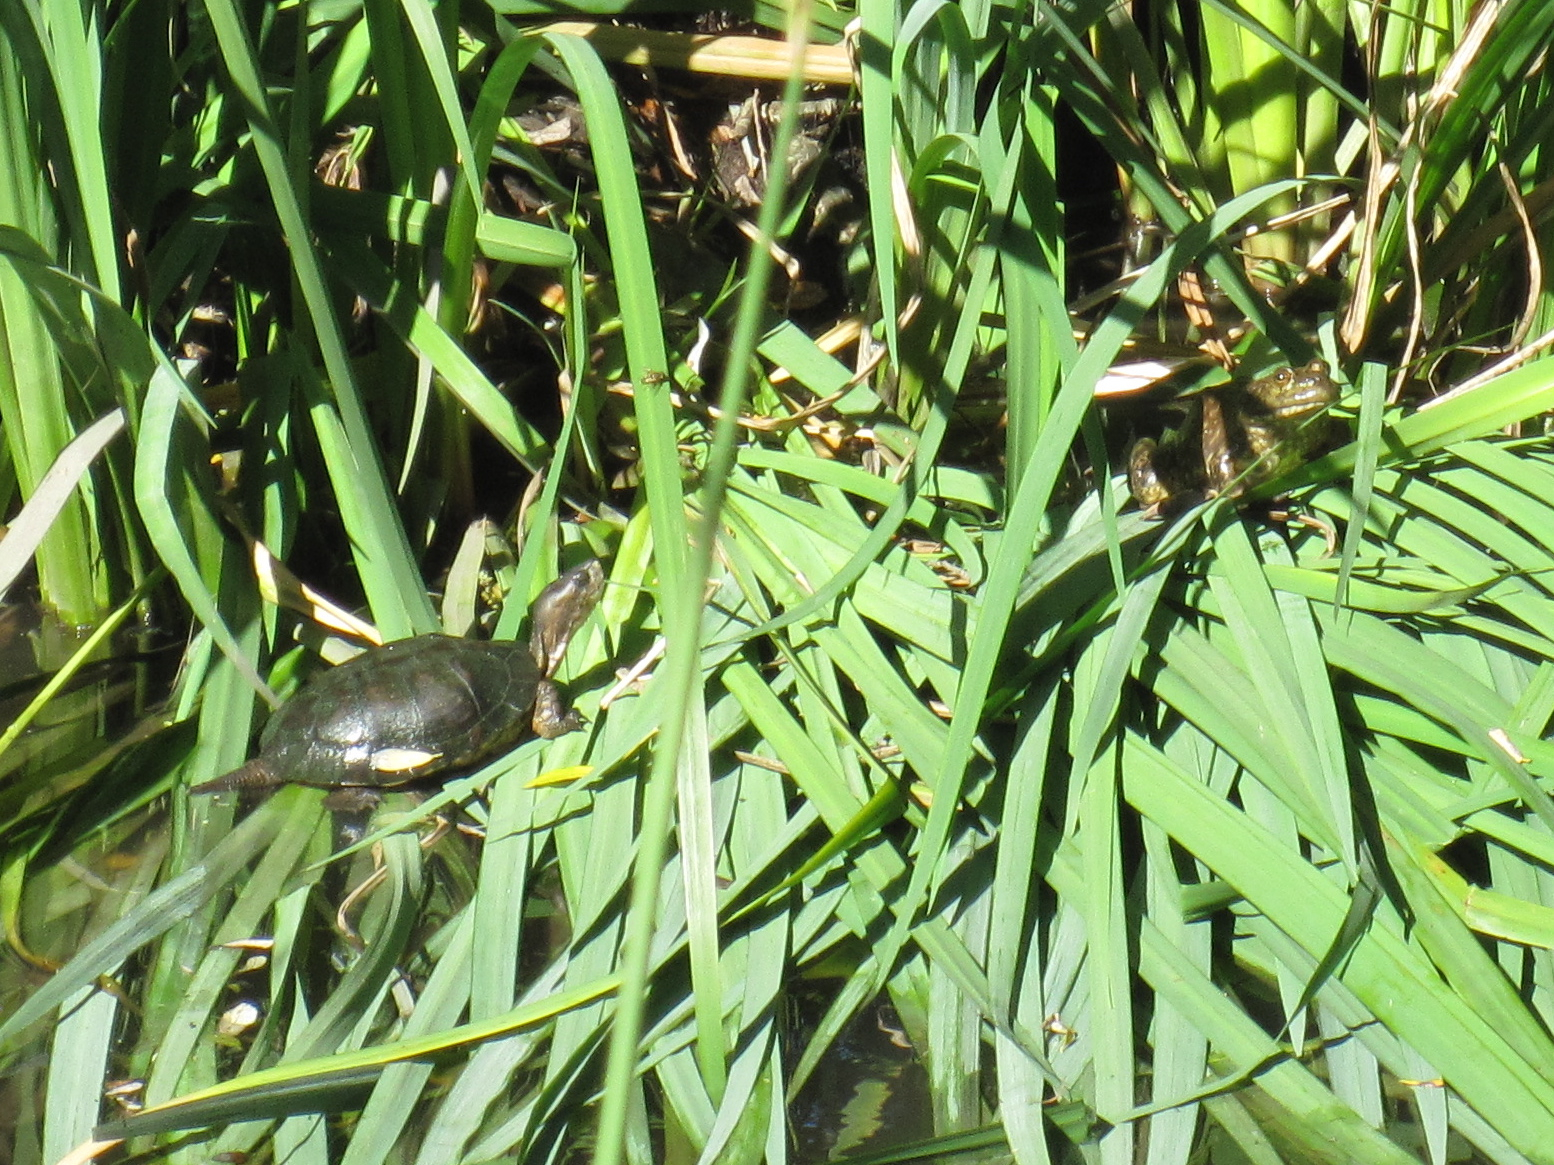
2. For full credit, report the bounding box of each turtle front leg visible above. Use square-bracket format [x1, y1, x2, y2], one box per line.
[532, 680, 585, 738]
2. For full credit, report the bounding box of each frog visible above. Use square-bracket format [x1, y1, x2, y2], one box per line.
[1127, 359, 1339, 509]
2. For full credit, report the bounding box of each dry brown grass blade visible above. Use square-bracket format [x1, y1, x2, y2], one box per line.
[530, 23, 854, 85]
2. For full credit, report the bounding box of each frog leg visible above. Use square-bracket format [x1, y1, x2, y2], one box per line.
[1198, 393, 1239, 497]
[1266, 508, 1339, 555]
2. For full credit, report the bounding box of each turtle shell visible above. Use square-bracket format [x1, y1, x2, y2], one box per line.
[248, 634, 542, 789]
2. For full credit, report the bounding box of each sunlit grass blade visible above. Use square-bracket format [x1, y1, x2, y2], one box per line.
[101, 974, 622, 1139]
[202, 0, 430, 635]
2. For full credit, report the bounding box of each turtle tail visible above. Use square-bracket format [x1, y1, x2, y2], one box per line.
[189, 759, 278, 794]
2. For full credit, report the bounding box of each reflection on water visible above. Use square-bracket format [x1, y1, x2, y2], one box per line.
[789, 992, 932, 1163]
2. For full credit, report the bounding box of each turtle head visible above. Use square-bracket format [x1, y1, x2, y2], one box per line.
[528, 559, 605, 676]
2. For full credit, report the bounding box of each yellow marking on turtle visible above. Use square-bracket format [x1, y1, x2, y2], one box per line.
[370, 747, 443, 773]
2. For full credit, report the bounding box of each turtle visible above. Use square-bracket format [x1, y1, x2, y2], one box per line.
[191, 559, 605, 795]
